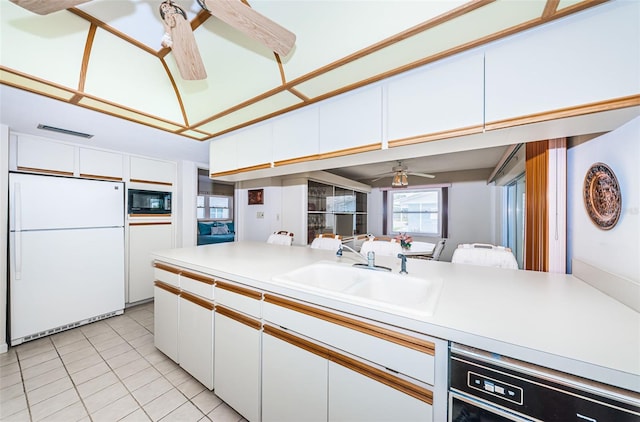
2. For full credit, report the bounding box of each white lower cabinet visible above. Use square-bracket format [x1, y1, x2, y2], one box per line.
[214, 307, 261, 422]
[151, 260, 443, 422]
[328, 362, 432, 421]
[153, 283, 180, 363]
[262, 326, 328, 422]
[178, 293, 214, 389]
[129, 223, 173, 303]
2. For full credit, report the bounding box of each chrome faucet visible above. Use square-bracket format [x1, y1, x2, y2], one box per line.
[337, 244, 391, 272]
[397, 253, 408, 274]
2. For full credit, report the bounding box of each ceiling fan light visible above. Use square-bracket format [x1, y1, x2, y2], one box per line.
[392, 171, 408, 188]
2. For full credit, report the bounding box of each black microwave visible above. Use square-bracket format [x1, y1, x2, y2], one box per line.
[128, 189, 172, 214]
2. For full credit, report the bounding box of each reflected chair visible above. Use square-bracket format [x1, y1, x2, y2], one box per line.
[266, 231, 294, 246]
[310, 234, 342, 251]
[451, 243, 518, 269]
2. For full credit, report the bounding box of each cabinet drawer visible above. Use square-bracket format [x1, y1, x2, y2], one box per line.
[215, 280, 262, 318]
[153, 262, 180, 288]
[180, 270, 215, 300]
[264, 294, 436, 385]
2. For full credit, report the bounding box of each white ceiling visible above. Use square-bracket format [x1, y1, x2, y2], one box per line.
[0, 0, 621, 183]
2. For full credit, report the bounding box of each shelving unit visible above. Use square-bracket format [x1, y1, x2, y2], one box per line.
[307, 181, 367, 243]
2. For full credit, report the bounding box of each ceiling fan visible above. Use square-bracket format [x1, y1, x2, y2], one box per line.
[9, 0, 296, 81]
[370, 161, 436, 188]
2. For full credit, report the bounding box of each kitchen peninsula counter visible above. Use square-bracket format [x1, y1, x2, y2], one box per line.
[151, 241, 639, 393]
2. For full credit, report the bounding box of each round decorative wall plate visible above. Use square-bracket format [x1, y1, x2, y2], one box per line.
[583, 162, 621, 230]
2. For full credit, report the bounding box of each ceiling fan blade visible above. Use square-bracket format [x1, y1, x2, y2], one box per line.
[9, 0, 92, 15]
[160, 2, 207, 80]
[409, 172, 436, 179]
[202, 0, 296, 57]
[369, 172, 394, 183]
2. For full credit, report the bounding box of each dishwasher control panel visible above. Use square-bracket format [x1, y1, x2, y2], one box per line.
[468, 371, 523, 405]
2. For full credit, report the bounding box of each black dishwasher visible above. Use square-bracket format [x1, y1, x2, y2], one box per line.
[449, 343, 640, 422]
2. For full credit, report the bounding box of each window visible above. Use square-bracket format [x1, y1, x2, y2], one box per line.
[197, 195, 232, 220]
[386, 187, 447, 237]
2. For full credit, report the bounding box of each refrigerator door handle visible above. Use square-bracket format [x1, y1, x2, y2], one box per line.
[14, 182, 22, 279]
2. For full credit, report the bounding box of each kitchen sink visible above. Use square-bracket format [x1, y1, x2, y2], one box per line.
[271, 261, 442, 319]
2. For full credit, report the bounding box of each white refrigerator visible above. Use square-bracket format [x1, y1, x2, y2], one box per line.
[9, 173, 125, 346]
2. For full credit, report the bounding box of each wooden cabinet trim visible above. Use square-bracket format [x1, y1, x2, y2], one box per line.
[154, 280, 181, 296]
[129, 216, 172, 220]
[79, 173, 123, 181]
[216, 280, 262, 300]
[264, 294, 435, 356]
[485, 94, 640, 132]
[129, 178, 173, 186]
[216, 305, 261, 330]
[16, 167, 74, 177]
[180, 291, 214, 311]
[329, 351, 433, 405]
[388, 125, 484, 148]
[153, 261, 182, 275]
[181, 270, 215, 285]
[264, 324, 330, 360]
[264, 323, 433, 405]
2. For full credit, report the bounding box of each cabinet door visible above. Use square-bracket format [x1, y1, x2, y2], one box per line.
[129, 156, 175, 186]
[485, 1, 639, 125]
[178, 293, 214, 389]
[262, 326, 328, 422]
[328, 361, 432, 422]
[319, 86, 382, 155]
[128, 223, 173, 303]
[209, 135, 237, 175]
[386, 52, 484, 141]
[79, 148, 124, 181]
[214, 308, 261, 421]
[15, 135, 75, 176]
[153, 283, 180, 363]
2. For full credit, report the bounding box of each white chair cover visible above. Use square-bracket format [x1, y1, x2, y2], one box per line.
[267, 233, 293, 246]
[451, 243, 518, 269]
[310, 237, 342, 251]
[360, 240, 403, 257]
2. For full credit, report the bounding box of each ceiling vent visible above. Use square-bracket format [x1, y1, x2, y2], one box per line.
[37, 124, 93, 139]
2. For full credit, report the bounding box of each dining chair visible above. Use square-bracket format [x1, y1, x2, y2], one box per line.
[266, 231, 294, 246]
[427, 239, 447, 261]
[309, 234, 342, 251]
[451, 243, 518, 269]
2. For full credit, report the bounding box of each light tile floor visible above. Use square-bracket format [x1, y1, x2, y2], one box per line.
[0, 302, 246, 422]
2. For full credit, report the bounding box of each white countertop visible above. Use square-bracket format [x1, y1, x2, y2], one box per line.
[151, 241, 640, 393]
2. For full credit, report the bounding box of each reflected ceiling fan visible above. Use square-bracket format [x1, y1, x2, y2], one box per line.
[370, 161, 435, 188]
[10, 0, 296, 81]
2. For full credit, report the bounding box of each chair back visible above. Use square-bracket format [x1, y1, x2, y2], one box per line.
[451, 243, 518, 269]
[267, 231, 294, 246]
[360, 239, 403, 257]
[428, 239, 446, 261]
[310, 234, 342, 251]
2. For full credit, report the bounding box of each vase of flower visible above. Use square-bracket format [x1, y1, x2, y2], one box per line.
[394, 233, 413, 250]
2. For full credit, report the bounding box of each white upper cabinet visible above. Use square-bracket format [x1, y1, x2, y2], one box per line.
[386, 52, 485, 141]
[272, 106, 320, 163]
[79, 148, 123, 180]
[235, 123, 273, 170]
[129, 156, 175, 186]
[209, 135, 237, 175]
[15, 135, 75, 175]
[319, 86, 383, 154]
[485, 1, 640, 124]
